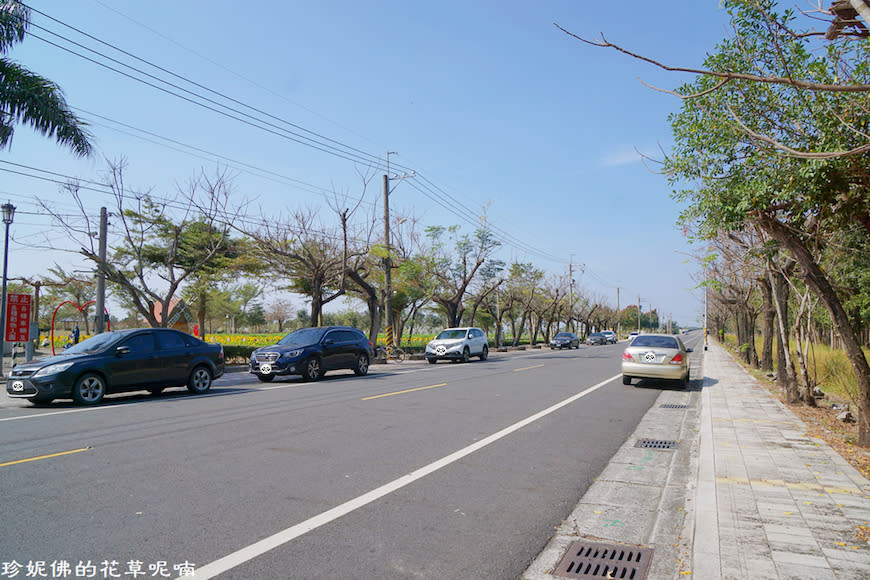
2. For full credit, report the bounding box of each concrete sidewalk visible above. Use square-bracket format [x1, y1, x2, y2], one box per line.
[525, 340, 870, 579]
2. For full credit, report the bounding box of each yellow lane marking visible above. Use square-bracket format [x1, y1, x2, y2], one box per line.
[716, 476, 866, 496]
[363, 383, 448, 401]
[0, 447, 91, 468]
[513, 364, 545, 372]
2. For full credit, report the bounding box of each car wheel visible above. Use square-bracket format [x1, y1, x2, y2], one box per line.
[622, 375, 632, 386]
[461, 347, 470, 363]
[679, 372, 689, 388]
[353, 353, 369, 376]
[479, 345, 488, 361]
[72, 373, 106, 406]
[301, 357, 322, 381]
[187, 365, 213, 394]
[427, 358, 438, 364]
[257, 373, 275, 383]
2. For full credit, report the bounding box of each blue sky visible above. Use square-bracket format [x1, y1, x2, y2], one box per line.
[1, 1, 736, 326]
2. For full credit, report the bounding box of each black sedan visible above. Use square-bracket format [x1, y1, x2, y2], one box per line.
[549, 332, 580, 349]
[6, 328, 224, 406]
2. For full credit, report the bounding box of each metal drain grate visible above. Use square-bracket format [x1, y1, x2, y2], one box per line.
[634, 438, 679, 450]
[659, 403, 689, 409]
[553, 539, 653, 579]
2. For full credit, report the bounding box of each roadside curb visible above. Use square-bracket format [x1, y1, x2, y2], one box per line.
[523, 364, 701, 579]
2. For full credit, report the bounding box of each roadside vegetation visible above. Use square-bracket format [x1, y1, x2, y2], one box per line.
[559, 0, 870, 445]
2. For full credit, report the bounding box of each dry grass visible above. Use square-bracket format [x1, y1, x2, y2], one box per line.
[783, 393, 870, 480]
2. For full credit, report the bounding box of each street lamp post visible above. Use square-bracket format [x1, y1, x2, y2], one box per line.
[0, 202, 15, 378]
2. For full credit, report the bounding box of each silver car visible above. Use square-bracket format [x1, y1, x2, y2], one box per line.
[425, 327, 489, 363]
[621, 333, 692, 387]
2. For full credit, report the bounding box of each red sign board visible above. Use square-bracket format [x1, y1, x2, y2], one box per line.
[5, 293, 31, 342]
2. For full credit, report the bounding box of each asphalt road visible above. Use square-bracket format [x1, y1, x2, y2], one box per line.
[0, 341, 674, 579]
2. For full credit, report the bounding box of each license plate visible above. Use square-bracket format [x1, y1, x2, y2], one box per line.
[642, 352, 661, 364]
[259, 363, 272, 374]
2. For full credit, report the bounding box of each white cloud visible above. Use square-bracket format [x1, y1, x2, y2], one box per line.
[600, 147, 644, 167]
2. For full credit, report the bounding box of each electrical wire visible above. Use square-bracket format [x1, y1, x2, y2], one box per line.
[14, 3, 575, 270]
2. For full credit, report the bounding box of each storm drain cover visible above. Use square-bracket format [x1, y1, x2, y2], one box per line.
[553, 539, 653, 579]
[634, 438, 679, 450]
[659, 403, 689, 409]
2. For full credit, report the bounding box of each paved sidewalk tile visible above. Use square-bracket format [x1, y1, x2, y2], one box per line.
[525, 340, 870, 580]
[694, 342, 870, 579]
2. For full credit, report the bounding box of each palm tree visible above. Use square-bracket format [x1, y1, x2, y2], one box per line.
[0, 1, 91, 156]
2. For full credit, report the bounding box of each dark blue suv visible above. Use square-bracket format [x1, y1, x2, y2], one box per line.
[249, 326, 374, 382]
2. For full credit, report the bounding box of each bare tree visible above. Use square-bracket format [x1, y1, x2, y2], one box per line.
[46, 159, 236, 328]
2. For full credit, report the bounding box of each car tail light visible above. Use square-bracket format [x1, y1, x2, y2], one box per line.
[622, 351, 633, 361]
[369, 340, 374, 350]
[219, 345, 224, 360]
[670, 353, 683, 364]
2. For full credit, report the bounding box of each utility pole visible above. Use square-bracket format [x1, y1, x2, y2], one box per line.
[94, 207, 108, 334]
[638, 296, 642, 333]
[616, 287, 621, 339]
[382, 152, 414, 349]
[568, 255, 574, 333]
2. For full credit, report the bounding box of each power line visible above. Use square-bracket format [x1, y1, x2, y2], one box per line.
[17, 3, 571, 268]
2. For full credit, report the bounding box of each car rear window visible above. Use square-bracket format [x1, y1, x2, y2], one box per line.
[631, 336, 679, 349]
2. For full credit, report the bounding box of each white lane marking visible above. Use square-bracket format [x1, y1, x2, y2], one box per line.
[186, 373, 621, 579]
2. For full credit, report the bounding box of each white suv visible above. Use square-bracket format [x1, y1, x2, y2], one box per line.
[425, 327, 489, 364]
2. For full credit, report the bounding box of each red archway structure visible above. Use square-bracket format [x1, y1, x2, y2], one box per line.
[50, 300, 110, 355]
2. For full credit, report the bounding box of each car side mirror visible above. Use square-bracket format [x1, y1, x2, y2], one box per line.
[116, 346, 130, 356]
[322, 339, 334, 346]
[686, 348, 693, 353]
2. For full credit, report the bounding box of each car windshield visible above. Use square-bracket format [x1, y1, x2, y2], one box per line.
[436, 329, 467, 340]
[554, 333, 573, 338]
[278, 327, 327, 346]
[61, 331, 124, 355]
[631, 336, 679, 349]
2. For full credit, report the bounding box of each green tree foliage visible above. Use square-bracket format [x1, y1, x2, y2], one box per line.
[663, 0, 870, 443]
[0, 1, 91, 155]
[424, 225, 501, 327]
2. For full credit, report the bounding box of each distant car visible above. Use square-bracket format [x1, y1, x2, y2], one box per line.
[426, 327, 488, 363]
[250, 326, 374, 382]
[6, 328, 225, 406]
[586, 332, 607, 345]
[601, 330, 617, 344]
[621, 333, 692, 387]
[628, 331, 640, 343]
[549, 332, 580, 349]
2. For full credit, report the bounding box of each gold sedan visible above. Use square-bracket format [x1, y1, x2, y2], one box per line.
[621, 333, 692, 387]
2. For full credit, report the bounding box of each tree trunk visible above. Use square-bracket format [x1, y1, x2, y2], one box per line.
[791, 288, 816, 407]
[514, 315, 527, 347]
[769, 264, 799, 403]
[759, 214, 870, 445]
[759, 276, 775, 372]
